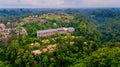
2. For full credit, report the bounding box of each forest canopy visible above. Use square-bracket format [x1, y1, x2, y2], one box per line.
[0, 8, 120, 67]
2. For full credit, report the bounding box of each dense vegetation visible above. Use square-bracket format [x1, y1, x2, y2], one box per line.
[0, 8, 120, 67]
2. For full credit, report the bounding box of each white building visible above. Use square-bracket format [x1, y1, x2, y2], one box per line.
[37, 27, 74, 37]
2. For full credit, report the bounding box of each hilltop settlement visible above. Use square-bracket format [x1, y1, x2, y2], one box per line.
[0, 9, 120, 67]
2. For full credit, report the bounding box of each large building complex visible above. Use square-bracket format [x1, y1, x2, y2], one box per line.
[37, 27, 74, 37]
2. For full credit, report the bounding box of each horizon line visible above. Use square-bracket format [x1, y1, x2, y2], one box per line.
[0, 7, 120, 9]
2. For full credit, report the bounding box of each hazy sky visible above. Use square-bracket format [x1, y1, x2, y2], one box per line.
[0, 0, 120, 8]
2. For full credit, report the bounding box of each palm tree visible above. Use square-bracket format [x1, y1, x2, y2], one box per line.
[17, 24, 22, 36]
[0, 33, 2, 37]
[0, 33, 2, 42]
[10, 30, 16, 39]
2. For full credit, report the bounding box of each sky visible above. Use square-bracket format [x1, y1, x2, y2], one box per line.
[0, 0, 120, 8]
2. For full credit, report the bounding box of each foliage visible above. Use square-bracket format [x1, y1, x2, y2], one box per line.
[0, 8, 120, 67]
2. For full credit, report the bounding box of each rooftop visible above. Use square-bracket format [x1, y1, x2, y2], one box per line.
[0, 23, 5, 27]
[37, 29, 57, 34]
[37, 27, 74, 34]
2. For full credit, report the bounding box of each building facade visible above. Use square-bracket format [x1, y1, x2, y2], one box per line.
[37, 27, 74, 37]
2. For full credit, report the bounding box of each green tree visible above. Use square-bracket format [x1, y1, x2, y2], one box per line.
[77, 47, 120, 67]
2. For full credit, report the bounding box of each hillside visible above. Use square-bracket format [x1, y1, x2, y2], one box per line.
[0, 8, 120, 67]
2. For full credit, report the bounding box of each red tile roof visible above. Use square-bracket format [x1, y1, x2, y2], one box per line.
[0, 24, 5, 27]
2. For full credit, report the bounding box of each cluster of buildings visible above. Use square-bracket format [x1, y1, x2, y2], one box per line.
[43, 13, 73, 23]
[31, 44, 56, 55]
[25, 12, 73, 24]
[32, 27, 75, 55]
[28, 15, 46, 23]
[0, 23, 75, 39]
[0, 23, 27, 39]
[37, 27, 75, 37]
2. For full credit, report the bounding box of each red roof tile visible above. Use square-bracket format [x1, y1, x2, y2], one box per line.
[0, 24, 5, 27]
